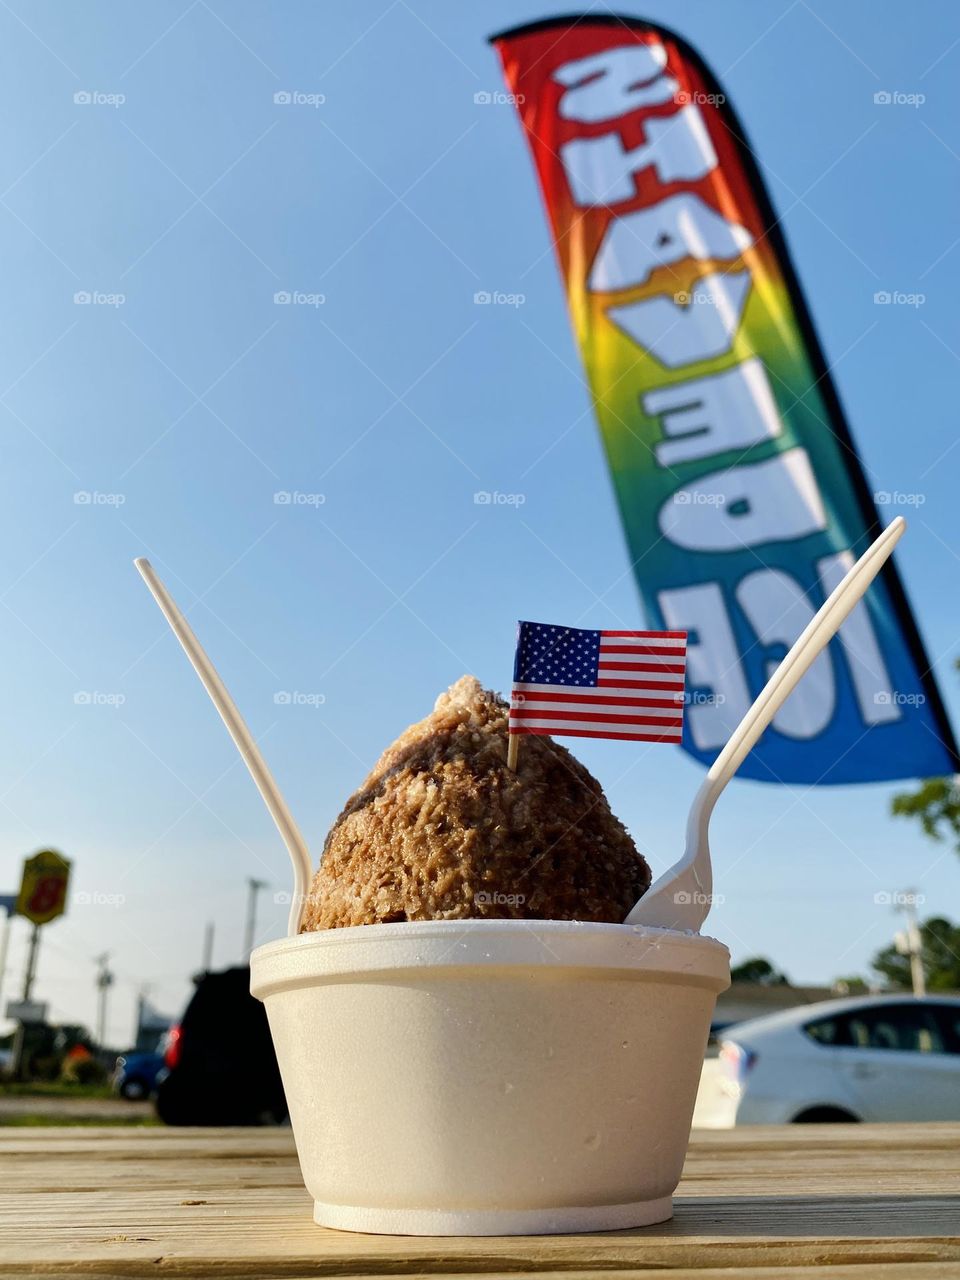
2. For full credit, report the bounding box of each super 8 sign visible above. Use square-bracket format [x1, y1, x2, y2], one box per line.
[17, 849, 71, 925]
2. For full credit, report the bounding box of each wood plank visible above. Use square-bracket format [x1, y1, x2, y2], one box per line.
[3, 1123, 957, 1194]
[10, 1271, 960, 1280]
[4, 1271, 960, 1280]
[0, 1124, 957, 1277]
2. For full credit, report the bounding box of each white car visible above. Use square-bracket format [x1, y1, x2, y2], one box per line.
[715, 995, 960, 1124]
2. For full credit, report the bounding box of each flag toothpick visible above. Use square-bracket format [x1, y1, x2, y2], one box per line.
[507, 733, 519, 771]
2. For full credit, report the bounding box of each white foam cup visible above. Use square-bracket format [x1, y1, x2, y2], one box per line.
[251, 918, 729, 1235]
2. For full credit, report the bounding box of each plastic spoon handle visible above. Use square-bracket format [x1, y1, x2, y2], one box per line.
[134, 558, 313, 938]
[625, 516, 907, 931]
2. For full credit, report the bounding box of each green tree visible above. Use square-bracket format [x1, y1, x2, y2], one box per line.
[870, 916, 960, 991]
[730, 956, 789, 985]
[832, 975, 870, 995]
[891, 660, 960, 853]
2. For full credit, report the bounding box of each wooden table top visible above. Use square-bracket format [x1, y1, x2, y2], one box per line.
[0, 1123, 958, 1278]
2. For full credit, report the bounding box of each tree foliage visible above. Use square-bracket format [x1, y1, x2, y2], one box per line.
[891, 777, 960, 850]
[890, 660, 960, 854]
[832, 975, 870, 995]
[870, 916, 960, 991]
[730, 956, 789, 985]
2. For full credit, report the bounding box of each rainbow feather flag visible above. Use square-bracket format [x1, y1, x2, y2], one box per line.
[491, 15, 957, 784]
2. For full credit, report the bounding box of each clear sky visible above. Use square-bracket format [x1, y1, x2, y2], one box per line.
[1, 0, 958, 1047]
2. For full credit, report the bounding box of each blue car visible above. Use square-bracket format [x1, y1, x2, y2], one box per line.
[113, 1050, 165, 1100]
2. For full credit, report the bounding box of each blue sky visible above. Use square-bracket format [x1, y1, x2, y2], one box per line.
[1, 0, 958, 1044]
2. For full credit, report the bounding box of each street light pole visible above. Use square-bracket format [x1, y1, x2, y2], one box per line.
[244, 878, 268, 959]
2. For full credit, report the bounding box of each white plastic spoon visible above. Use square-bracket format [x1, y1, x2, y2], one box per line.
[134, 558, 313, 937]
[625, 516, 907, 933]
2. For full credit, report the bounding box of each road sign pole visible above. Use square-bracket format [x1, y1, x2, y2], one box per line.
[22, 923, 40, 1002]
[11, 924, 41, 1080]
[10, 1024, 25, 1080]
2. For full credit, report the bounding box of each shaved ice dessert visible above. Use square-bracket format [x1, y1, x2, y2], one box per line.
[254, 674, 729, 1235]
[299, 675, 650, 930]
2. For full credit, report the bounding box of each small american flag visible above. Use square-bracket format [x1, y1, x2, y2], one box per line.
[510, 620, 687, 743]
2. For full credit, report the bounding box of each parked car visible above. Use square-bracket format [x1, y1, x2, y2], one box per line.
[113, 1049, 165, 1100]
[716, 995, 960, 1124]
[707, 1018, 738, 1050]
[155, 966, 286, 1126]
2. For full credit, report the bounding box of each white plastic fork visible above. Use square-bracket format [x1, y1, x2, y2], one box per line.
[134, 558, 314, 937]
[625, 516, 907, 932]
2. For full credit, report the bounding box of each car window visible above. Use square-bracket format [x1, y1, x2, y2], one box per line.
[928, 1004, 960, 1055]
[841, 1004, 945, 1054]
[805, 1015, 850, 1047]
[805, 1004, 951, 1053]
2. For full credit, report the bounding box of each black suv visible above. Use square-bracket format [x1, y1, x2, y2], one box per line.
[155, 966, 287, 1126]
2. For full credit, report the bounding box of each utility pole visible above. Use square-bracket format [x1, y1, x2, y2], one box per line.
[894, 890, 926, 997]
[94, 952, 114, 1050]
[135, 983, 152, 1049]
[201, 921, 214, 973]
[244, 879, 268, 960]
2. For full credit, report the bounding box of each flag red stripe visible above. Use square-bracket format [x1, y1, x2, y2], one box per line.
[596, 677, 685, 691]
[600, 630, 687, 638]
[599, 644, 686, 656]
[513, 691, 682, 708]
[598, 660, 686, 674]
[510, 709, 683, 727]
[510, 726, 682, 742]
